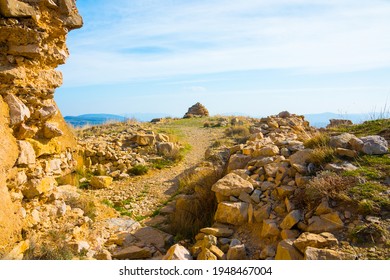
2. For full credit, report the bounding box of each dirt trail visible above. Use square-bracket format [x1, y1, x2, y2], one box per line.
[90, 125, 223, 220]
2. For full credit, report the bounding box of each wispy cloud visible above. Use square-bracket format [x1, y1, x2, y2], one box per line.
[62, 0, 390, 86]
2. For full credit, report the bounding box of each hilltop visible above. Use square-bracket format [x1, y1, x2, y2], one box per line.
[0, 1, 389, 261]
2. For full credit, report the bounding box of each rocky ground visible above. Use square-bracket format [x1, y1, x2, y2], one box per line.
[4, 114, 389, 261]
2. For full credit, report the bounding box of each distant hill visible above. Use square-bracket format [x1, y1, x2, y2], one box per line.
[64, 114, 126, 127]
[65, 112, 375, 128]
[304, 112, 370, 127]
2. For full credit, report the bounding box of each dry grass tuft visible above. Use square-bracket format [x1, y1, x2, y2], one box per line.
[171, 167, 222, 239]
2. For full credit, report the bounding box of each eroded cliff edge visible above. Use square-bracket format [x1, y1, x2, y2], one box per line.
[0, 0, 82, 256]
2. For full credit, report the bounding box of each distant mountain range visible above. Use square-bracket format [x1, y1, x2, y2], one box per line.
[64, 112, 375, 128]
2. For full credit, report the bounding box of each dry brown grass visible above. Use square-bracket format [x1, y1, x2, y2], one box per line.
[308, 146, 336, 166]
[294, 171, 357, 209]
[304, 132, 331, 148]
[171, 167, 222, 239]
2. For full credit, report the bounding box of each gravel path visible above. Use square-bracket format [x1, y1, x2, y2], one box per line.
[89, 125, 223, 220]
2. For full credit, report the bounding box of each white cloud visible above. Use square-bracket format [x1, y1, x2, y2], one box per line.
[62, 0, 390, 86]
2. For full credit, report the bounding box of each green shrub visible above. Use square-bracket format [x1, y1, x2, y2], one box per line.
[129, 165, 149, 176]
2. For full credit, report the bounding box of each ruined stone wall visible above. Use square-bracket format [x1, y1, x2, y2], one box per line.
[0, 0, 82, 255]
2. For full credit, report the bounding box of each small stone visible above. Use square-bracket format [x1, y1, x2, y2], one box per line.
[261, 220, 280, 238]
[293, 232, 339, 253]
[307, 212, 344, 233]
[280, 210, 302, 230]
[163, 244, 193, 260]
[214, 202, 248, 225]
[197, 248, 217, 260]
[360, 136, 388, 155]
[275, 239, 303, 260]
[113, 246, 152, 260]
[200, 227, 234, 237]
[227, 244, 247, 260]
[304, 247, 356, 260]
[209, 245, 225, 260]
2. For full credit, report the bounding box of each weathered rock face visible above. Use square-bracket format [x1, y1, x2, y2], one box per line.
[0, 0, 82, 256]
[183, 102, 209, 118]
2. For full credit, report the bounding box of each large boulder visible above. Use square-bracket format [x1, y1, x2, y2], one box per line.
[183, 102, 209, 118]
[360, 135, 388, 155]
[211, 173, 253, 197]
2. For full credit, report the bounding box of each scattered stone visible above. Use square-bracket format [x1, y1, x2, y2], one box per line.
[133, 227, 173, 252]
[329, 133, 356, 149]
[360, 136, 388, 155]
[90, 176, 113, 189]
[163, 244, 193, 260]
[304, 247, 356, 260]
[325, 162, 357, 172]
[280, 210, 302, 230]
[131, 134, 156, 146]
[214, 202, 249, 225]
[197, 248, 217, 260]
[307, 212, 344, 233]
[212, 173, 253, 196]
[293, 232, 339, 253]
[200, 227, 234, 237]
[113, 246, 152, 260]
[209, 245, 225, 260]
[261, 220, 280, 238]
[275, 239, 303, 260]
[227, 244, 247, 260]
[23, 177, 57, 199]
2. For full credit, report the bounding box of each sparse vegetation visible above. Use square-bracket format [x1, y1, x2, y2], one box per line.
[129, 164, 149, 176]
[67, 195, 97, 221]
[350, 223, 387, 244]
[304, 132, 331, 148]
[224, 125, 250, 144]
[171, 167, 222, 239]
[328, 118, 390, 137]
[308, 146, 336, 166]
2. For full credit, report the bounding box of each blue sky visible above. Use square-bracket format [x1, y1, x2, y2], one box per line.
[55, 0, 390, 117]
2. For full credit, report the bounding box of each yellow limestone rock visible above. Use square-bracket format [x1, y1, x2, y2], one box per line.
[163, 244, 193, 260]
[197, 248, 217, 260]
[2, 240, 30, 260]
[90, 176, 113, 189]
[275, 239, 303, 260]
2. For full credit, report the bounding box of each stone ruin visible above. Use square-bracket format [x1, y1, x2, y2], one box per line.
[183, 102, 209, 118]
